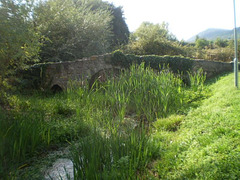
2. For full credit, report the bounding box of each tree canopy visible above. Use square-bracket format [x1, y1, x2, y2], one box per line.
[0, 0, 42, 76]
[35, 0, 110, 62]
[0, 0, 129, 104]
[195, 38, 210, 49]
[34, 0, 129, 62]
[0, 0, 130, 67]
[124, 22, 184, 56]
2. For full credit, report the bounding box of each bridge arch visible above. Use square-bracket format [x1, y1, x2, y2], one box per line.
[89, 68, 122, 88]
[51, 84, 63, 93]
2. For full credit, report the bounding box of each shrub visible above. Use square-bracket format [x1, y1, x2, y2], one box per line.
[14, 63, 49, 91]
[123, 22, 184, 56]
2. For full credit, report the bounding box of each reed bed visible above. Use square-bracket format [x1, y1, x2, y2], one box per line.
[0, 63, 206, 178]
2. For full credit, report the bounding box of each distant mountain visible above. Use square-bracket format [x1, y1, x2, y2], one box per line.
[187, 28, 240, 42]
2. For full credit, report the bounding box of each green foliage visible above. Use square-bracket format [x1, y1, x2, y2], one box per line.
[111, 6, 130, 46]
[0, 0, 42, 97]
[70, 0, 129, 48]
[0, 0, 129, 105]
[0, 0, 42, 70]
[106, 63, 185, 120]
[0, 92, 91, 178]
[188, 68, 206, 92]
[215, 38, 229, 48]
[1, 63, 207, 178]
[195, 38, 210, 49]
[134, 22, 176, 42]
[0, 77, 11, 106]
[123, 22, 184, 56]
[0, 105, 50, 177]
[72, 127, 154, 179]
[154, 73, 240, 179]
[172, 37, 236, 62]
[70, 64, 204, 179]
[34, 0, 112, 62]
[15, 63, 49, 91]
[204, 48, 234, 62]
[68, 64, 207, 179]
[34, 0, 129, 62]
[190, 37, 235, 62]
[111, 50, 194, 74]
[153, 115, 184, 132]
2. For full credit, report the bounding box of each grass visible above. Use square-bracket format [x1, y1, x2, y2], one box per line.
[66, 63, 197, 179]
[153, 73, 240, 179]
[0, 63, 208, 179]
[71, 126, 156, 179]
[0, 93, 91, 179]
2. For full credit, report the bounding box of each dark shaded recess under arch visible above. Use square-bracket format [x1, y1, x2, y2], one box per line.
[89, 68, 122, 89]
[51, 84, 63, 93]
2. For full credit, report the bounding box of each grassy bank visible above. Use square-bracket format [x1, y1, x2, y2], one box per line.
[153, 73, 240, 179]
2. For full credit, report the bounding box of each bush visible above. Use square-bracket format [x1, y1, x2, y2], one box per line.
[14, 63, 49, 91]
[205, 48, 234, 62]
[122, 22, 185, 56]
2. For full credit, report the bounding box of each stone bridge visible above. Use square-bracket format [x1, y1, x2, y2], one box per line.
[44, 54, 233, 91]
[45, 54, 120, 91]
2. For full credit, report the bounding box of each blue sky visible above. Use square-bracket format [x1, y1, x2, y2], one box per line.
[106, 0, 240, 41]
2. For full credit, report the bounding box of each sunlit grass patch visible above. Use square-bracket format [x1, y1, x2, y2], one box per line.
[154, 73, 240, 179]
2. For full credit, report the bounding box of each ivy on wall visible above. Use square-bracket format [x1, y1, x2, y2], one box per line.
[111, 50, 194, 74]
[17, 51, 195, 90]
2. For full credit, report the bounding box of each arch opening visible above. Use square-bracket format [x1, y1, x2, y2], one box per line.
[89, 68, 122, 89]
[51, 84, 63, 93]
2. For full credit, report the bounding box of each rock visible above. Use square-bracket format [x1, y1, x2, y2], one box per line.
[44, 158, 74, 180]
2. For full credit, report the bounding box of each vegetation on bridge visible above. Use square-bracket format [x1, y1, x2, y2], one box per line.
[111, 50, 194, 74]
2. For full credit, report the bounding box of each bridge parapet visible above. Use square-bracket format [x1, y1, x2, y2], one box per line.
[41, 54, 233, 91]
[192, 59, 233, 78]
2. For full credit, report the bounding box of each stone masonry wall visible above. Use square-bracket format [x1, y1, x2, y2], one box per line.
[44, 54, 233, 90]
[192, 59, 233, 78]
[45, 54, 114, 90]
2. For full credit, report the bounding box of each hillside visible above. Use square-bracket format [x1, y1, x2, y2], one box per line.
[187, 27, 240, 42]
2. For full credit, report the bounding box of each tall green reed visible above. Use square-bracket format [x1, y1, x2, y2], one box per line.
[186, 68, 207, 103]
[103, 63, 184, 121]
[0, 91, 84, 178]
[68, 63, 186, 125]
[188, 68, 206, 92]
[0, 108, 50, 177]
[0, 62, 207, 178]
[71, 125, 155, 180]
[68, 63, 189, 179]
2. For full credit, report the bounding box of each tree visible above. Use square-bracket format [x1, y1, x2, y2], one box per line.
[214, 38, 228, 48]
[0, 0, 42, 103]
[76, 0, 130, 47]
[34, 0, 129, 62]
[34, 0, 113, 62]
[125, 22, 184, 56]
[110, 5, 129, 47]
[0, 0, 42, 75]
[195, 38, 209, 49]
